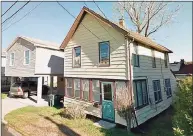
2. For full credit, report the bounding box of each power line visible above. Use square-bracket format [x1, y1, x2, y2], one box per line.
[2, 1, 30, 25]
[2, 1, 43, 32]
[2, 1, 18, 17]
[92, 0, 108, 19]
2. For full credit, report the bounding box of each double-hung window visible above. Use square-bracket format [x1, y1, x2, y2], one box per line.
[165, 79, 172, 98]
[99, 41, 110, 66]
[9, 53, 14, 66]
[24, 50, 30, 65]
[73, 46, 81, 67]
[133, 44, 139, 67]
[66, 78, 73, 97]
[74, 79, 81, 99]
[164, 53, 168, 68]
[152, 50, 156, 68]
[153, 80, 162, 103]
[133, 80, 148, 109]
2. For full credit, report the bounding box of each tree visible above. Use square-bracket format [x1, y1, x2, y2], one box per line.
[116, 86, 134, 133]
[113, 2, 181, 37]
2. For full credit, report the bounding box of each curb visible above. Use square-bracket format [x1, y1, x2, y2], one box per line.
[2, 122, 22, 136]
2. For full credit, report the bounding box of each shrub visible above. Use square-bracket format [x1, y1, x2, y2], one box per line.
[63, 104, 86, 119]
[172, 77, 193, 136]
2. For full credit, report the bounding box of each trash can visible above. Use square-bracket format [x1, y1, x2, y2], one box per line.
[54, 95, 63, 107]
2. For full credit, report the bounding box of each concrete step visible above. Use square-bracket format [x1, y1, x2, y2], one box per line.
[93, 120, 116, 129]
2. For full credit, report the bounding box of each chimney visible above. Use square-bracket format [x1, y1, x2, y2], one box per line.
[119, 18, 125, 27]
[180, 59, 185, 65]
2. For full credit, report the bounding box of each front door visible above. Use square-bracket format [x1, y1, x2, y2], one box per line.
[101, 82, 115, 122]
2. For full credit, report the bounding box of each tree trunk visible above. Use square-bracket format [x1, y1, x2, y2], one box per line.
[125, 111, 131, 133]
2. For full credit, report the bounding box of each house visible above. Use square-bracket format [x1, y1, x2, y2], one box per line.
[5, 36, 64, 103]
[1, 49, 11, 91]
[170, 59, 192, 80]
[60, 6, 177, 127]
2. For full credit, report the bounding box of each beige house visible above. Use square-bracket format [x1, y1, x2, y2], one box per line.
[5, 36, 64, 103]
[59, 6, 177, 127]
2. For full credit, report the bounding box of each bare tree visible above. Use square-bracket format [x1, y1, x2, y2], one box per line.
[116, 87, 134, 133]
[113, 1, 181, 37]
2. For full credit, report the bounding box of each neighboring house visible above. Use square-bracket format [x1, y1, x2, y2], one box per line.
[59, 7, 177, 127]
[170, 59, 192, 80]
[5, 36, 64, 103]
[1, 49, 11, 91]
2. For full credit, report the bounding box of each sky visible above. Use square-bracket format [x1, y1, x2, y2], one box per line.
[1, 1, 192, 62]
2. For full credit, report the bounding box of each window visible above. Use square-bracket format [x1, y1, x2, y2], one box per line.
[10, 53, 14, 66]
[153, 80, 162, 103]
[133, 80, 148, 109]
[24, 50, 30, 65]
[73, 46, 81, 67]
[82, 79, 89, 101]
[133, 45, 139, 67]
[99, 41, 110, 66]
[165, 79, 172, 98]
[152, 50, 156, 68]
[74, 79, 80, 98]
[67, 78, 73, 97]
[92, 80, 101, 102]
[164, 53, 168, 68]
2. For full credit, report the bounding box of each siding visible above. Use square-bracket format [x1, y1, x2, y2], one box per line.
[64, 13, 128, 80]
[130, 43, 177, 125]
[35, 47, 64, 75]
[5, 38, 36, 77]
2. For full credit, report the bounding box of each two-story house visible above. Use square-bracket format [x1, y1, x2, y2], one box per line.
[59, 7, 176, 127]
[5, 36, 64, 104]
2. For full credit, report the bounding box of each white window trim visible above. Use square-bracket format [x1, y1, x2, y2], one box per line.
[165, 79, 172, 97]
[23, 50, 30, 65]
[9, 52, 15, 66]
[153, 80, 162, 103]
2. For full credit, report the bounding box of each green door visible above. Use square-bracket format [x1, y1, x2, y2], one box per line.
[102, 82, 115, 122]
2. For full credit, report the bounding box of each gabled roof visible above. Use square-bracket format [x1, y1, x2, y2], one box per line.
[60, 6, 173, 53]
[6, 36, 60, 51]
[174, 62, 193, 75]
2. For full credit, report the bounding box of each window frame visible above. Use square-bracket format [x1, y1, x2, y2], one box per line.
[164, 53, 168, 68]
[72, 46, 81, 68]
[24, 50, 30, 65]
[98, 41, 110, 67]
[133, 44, 140, 67]
[133, 79, 149, 109]
[153, 80, 162, 104]
[165, 78, 172, 98]
[66, 78, 74, 98]
[9, 52, 15, 66]
[151, 49, 156, 68]
[74, 78, 81, 99]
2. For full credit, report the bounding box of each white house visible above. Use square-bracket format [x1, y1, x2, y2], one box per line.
[5, 36, 64, 103]
[59, 7, 177, 127]
[1, 49, 11, 91]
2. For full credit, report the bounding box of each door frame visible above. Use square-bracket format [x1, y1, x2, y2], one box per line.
[101, 81, 115, 122]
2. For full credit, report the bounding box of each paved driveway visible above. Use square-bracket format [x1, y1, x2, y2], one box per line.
[2, 96, 48, 123]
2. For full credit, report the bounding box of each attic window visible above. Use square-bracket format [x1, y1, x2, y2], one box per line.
[24, 50, 30, 65]
[73, 46, 81, 67]
[99, 41, 110, 66]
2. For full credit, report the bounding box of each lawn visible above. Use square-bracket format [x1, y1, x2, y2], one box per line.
[1, 93, 8, 99]
[4, 106, 174, 136]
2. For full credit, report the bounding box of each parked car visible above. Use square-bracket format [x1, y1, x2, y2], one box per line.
[9, 81, 49, 98]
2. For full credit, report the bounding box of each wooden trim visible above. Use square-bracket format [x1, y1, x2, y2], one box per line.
[98, 41, 110, 67]
[99, 81, 102, 104]
[89, 79, 93, 102]
[80, 79, 83, 99]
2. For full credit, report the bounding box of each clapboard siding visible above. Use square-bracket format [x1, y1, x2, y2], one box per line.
[64, 13, 128, 80]
[130, 42, 177, 125]
[5, 38, 36, 77]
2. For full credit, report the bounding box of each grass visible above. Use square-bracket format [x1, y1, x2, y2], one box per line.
[4, 106, 174, 136]
[1, 93, 8, 99]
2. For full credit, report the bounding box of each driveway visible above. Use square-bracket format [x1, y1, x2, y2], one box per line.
[2, 96, 48, 123]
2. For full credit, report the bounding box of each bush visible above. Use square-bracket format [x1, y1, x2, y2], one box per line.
[63, 104, 86, 119]
[172, 77, 193, 136]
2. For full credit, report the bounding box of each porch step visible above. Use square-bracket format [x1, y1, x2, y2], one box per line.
[93, 120, 116, 129]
